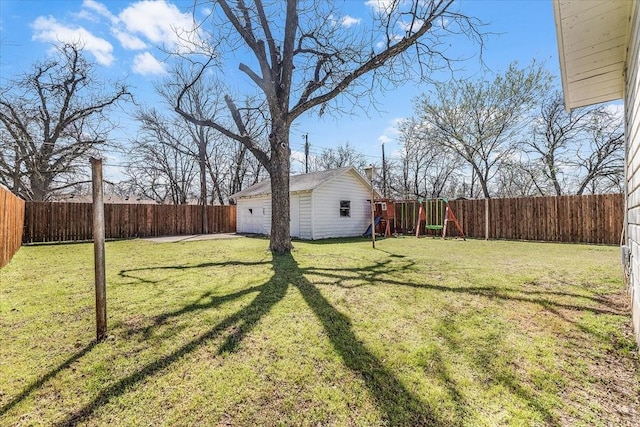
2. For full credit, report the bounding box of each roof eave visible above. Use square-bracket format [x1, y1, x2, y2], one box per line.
[553, 0, 572, 111]
[553, 0, 631, 111]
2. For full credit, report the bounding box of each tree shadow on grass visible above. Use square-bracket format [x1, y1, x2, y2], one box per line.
[50, 253, 442, 426]
[307, 262, 626, 318]
[6, 249, 626, 426]
[291, 258, 443, 426]
[0, 341, 97, 416]
[117, 260, 272, 285]
[123, 285, 266, 340]
[434, 314, 561, 426]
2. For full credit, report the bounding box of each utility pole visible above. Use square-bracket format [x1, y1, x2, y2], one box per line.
[304, 134, 309, 173]
[381, 142, 387, 198]
[91, 157, 107, 341]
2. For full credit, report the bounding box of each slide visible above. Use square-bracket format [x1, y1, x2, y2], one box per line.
[362, 216, 382, 237]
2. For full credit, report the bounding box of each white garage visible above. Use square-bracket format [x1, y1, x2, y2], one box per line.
[231, 166, 381, 240]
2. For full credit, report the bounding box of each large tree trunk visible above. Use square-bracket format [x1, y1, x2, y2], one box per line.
[544, 154, 562, 196]
[30, 173, 48, 201]
[198, 131, 208, 233]
[269, 129, 293, 254]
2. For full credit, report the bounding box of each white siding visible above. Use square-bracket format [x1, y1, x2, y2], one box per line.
[298, 192, 313, 239]
[625, 0, 640, 348]
[236, 196, 270, 235]
[290, 194, 300, 238]
[235, 169, 374, 240]
[262, 199, 272, 235]
[311, 170, 371, 239]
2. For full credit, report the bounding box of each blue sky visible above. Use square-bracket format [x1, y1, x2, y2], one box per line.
[0, 0, 561, 177]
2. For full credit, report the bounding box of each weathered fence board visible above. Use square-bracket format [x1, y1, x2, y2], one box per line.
[394, 194, 623, 245]
[23, 203, 237, 244]
[0, 186, 25, 267]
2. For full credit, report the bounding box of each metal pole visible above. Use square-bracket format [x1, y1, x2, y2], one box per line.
[91, 157, 107, 341]
[382, 142, 387, 198]
[304, 134, 309, 174]
[371, 179, 376, 249]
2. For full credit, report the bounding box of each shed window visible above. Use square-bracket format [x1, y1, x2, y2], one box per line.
[340, 200, 351, 217]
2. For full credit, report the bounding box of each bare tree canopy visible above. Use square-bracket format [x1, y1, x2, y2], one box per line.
[0, 43, 131, 201]
[573, 108, 624, 195]
[175, 0, 483, 252]
[393, 117, 463, 199]
[516, 91, 624, 196]
[524, 91, 594, 196]
[313, 142, 367, 172]
[124, 108, 199, 205]
[415, 61, 551, 199]
[123, 104, 266, 205]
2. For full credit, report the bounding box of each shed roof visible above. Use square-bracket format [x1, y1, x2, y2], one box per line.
[553, 0, 632, 110]
[231, 166, 380, 199]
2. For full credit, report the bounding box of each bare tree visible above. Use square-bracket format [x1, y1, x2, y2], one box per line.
[524, 91, 592, 195]
[312, 142, 367, 172]
[416, 61, 551, 198]
[125, 110, 198, 204]
[171, 78, 219, 208]
[393, 117, 463, 199]
[574, 108, 624, 195]
[523, 91, 624, 195]
[492, 158, 542, 197]
[174, 0, 483, 253]
[0, 43, 130, 200]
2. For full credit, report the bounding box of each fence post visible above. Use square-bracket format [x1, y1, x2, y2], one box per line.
[91, 158, 107, 341]
[485, 198, 489, 240]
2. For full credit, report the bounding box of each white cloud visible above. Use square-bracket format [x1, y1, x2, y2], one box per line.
[31, 16, 114, 66]
[77, 0, 201, 52]
[375, 34, 402, 50]
[82, 0, 117, 23]
[377, 117, 403, 145]
[118, 0, 199, 50]
[378, 135, 392, 144]
[365, 0, 394, 13]
[341, 15, 361, 28]
[290, 149, 306, 173]
[112, 28, 147, 50]
[389, 117, 404, 127]
[132, 52, 166, 75]
[436, 17, 449, 28]
[398, 19, 424, 34]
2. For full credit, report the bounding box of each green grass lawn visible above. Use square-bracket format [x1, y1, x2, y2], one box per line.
[1, 236, 639, 426]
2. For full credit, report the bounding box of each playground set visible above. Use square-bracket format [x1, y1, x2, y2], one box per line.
[363, 198, 465, 240]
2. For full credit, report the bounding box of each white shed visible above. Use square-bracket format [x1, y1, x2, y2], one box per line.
[554, 0, 639, 346]
[231, 166, 381, 240]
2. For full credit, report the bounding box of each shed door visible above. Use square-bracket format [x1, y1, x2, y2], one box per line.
[245, 206, 263, 234]
[290, 195, 299, 238]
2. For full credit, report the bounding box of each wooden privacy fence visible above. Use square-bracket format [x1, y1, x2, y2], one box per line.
[20, 194, 624, 245]
[0, 185, 25, 267]
[23, 203, 237, 244]
[393, 194, 624, 245]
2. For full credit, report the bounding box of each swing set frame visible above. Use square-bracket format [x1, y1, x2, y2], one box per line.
[414, 198, 465, 239]
[371, 198, 465, 239]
